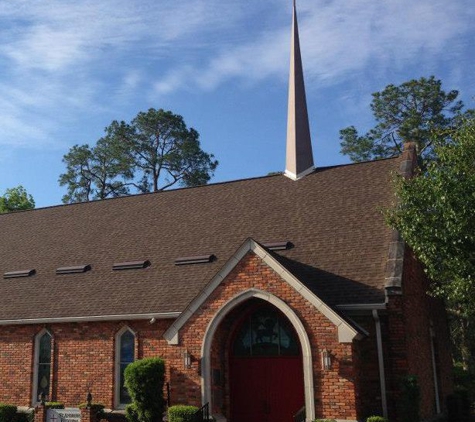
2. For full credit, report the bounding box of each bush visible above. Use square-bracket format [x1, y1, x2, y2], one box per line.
[0, 404, 17, 422]
[399, 374, 421, 422]
[13, 412, 34, 422]
[124, 357, 166, 422]
[45, 402, 65, 409]
[168, 405, 199, 422]
[314, 419, 337, 422]
[79, 402, 106, 415]
[125, 403, 139, 422]
[366, 417, 387, 422]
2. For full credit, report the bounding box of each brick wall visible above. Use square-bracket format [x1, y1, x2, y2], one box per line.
[0, 250, 389, 421]
[385, 247, 453, 421]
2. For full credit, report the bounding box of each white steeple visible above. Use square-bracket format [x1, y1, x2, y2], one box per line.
[285, 0, 315, 180]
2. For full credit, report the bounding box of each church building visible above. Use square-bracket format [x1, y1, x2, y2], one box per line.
[0, 3, 452, 422]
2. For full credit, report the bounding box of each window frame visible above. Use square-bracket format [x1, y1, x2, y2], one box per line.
[31, 329, 53, 406]
[114, 326, 136, 409]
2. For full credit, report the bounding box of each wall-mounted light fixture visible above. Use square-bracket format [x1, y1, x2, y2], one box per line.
[183, 350, 192, 369]
[322, 349, 332, 370]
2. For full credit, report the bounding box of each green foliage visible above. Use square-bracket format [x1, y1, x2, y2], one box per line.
[124, 357, 165, 422]
[313, 419, 337, 422]
[167, 405, 199, 422]
[0, 186, 35, 213]
[366, 416, 387, 422]
[125, 403, 139, 422]
[78, 403, 105, 413]
[45, 402, 64, 409]
[386, 117, 475, 316]
[59, 108, 218, 203]
[340, 76, 473, 165]
[398, 375, 421, 422]
[13, 412, 34, 422]
[0, 404, 17, 422]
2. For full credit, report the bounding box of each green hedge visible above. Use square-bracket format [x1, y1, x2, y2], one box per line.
[78, 403, 105, 413]
[314, 419, 337, 422]
[0, 404, 17, 422]
[366, 416, 387, 422]
[168, 405, 199, 422]
[124, 357, 165, 422]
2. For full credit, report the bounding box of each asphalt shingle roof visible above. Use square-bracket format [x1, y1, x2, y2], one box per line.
[0, 157, 399, 321]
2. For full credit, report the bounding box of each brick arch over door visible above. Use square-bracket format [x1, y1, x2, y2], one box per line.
[201, 288, 315, 421]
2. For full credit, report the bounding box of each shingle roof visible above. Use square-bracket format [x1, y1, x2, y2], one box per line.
[0, 157, 399, 322]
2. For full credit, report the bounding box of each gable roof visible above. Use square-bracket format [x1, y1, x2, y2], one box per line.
[164, 238, 362, 344]
[0, 158, 398, 323]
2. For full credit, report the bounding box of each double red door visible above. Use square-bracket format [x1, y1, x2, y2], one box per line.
[229, 355, 304, 422]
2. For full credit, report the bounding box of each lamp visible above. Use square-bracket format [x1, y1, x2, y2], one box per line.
[322, 349, 332, 370]
[183, 350, 192, 369]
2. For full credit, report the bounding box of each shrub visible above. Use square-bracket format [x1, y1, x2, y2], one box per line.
[45, 402, 65, 409]
[168, 405, 199, 422]
[13, 411, 34, 422]
[79, 403, 106, 414]
[314, 419, 337, 422]
[124, 357, 166, 422]
[125, 403, 139, 422]
[366, 416, 387, 422]
[399, 374, 421, 422]
[0, 404, 17, 422]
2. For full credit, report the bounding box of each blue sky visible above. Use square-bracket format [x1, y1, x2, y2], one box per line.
[1, 0, 474, 208]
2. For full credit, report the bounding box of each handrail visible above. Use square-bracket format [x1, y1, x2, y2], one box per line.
[293, 405, 306, 422]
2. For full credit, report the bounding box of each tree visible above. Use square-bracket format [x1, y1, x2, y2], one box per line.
[59, 109, 218, 203]
[340, 76, 473, 165]
[0, 186, 35, 213]
[386, 118, 475, 367]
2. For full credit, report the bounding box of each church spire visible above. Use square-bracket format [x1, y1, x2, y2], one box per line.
[285, 0, 314, 180]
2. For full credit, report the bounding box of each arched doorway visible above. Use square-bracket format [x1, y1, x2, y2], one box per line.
[229, 304, 305, 422]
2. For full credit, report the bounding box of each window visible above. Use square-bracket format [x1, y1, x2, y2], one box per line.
[115, 327, 135, 407]
[232, 306, 300, 357]
[32, 330, 52, 404]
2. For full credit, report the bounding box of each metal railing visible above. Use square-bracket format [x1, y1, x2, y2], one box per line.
[193, 402, 209, 422]
[293, 405, 306, 422]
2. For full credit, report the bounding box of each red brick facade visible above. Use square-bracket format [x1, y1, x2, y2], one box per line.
[0, 249, 452, 422]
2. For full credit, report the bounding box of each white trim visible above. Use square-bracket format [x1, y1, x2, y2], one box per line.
[164, 238, 360, 345]
[114, 326, 136, 409]
[0, 312, 180, 326]
[32, 328, 52, 407]
[284, 166, 315, 181]
[201, 289, 316, 422]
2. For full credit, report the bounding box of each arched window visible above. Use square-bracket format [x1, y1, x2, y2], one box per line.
[232, 306, 300, 357]
[33, 330, 52, 404]
[115, 327, 135, 407]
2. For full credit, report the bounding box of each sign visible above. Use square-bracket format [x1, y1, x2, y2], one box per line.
[47, 408, 81, 422]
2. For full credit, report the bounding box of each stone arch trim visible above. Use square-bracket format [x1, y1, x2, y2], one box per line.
[201, 288, 315, 422]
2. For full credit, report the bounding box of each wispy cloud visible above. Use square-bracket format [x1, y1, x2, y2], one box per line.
[0, 0, 473, 150]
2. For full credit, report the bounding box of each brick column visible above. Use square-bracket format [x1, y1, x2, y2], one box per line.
[80, 407, 93, 422]
[34, 404, 47, 422]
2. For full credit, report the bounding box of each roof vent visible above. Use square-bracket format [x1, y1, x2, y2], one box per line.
[113, 260, 151, 271]
[263, 241, 293, 251]
[56, 265, 91, 275]
[3, 269, 36, 279]
[175, 255, 215, 266]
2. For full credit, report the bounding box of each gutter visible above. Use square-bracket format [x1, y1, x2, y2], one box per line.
[0, 312, 181, 326]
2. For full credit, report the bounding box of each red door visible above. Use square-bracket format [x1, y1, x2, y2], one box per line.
[229, 305, 305, 422]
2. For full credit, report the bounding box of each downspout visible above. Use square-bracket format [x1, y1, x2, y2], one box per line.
[429, 326, 441, 413]
[373, 310, 388, 420]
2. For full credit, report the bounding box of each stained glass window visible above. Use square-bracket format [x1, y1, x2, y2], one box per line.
[36, 331, 52, 401]
[233, 307, 299, 356]
[119, 330, 135, 404]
